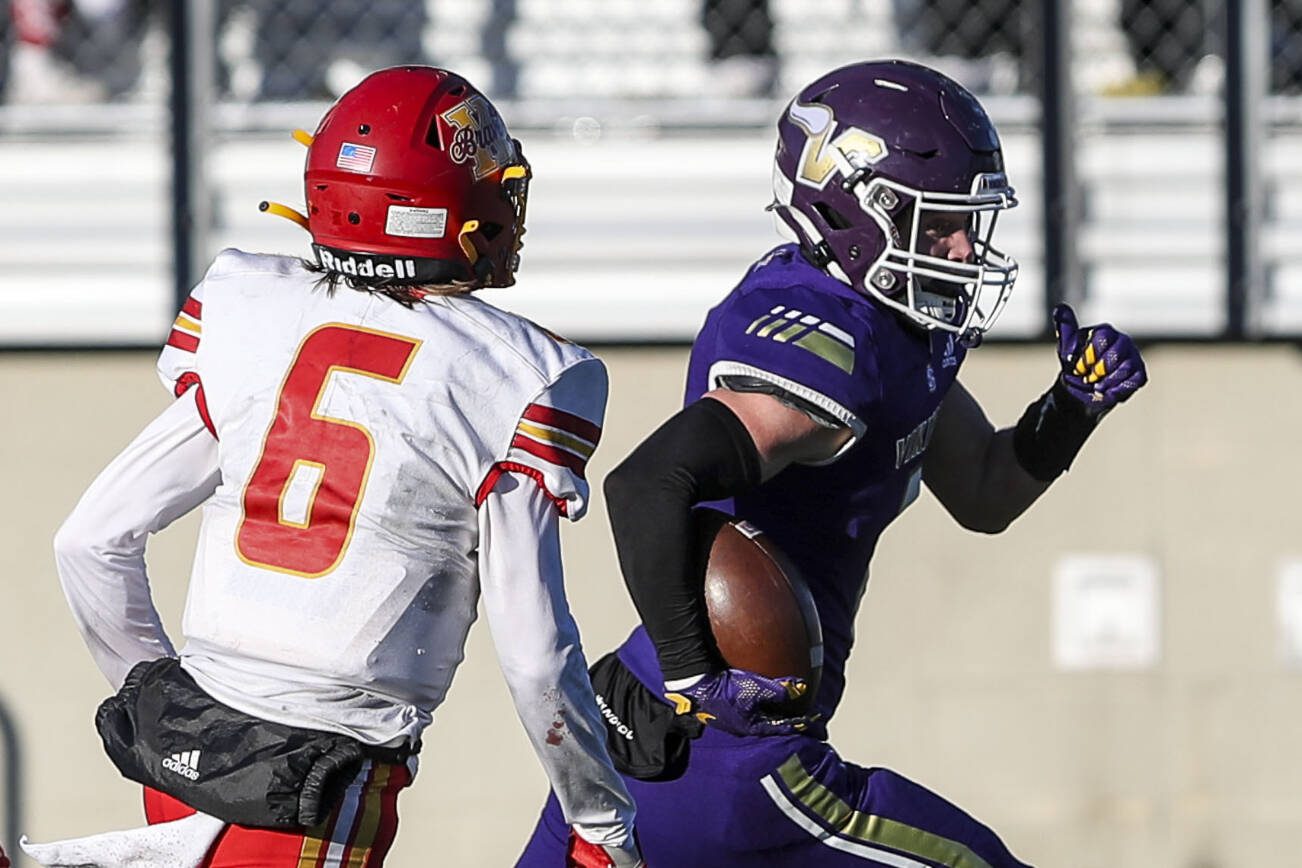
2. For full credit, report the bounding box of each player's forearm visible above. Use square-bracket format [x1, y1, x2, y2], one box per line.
[606, 398, 761, 681]
[499, 643, 638, 851]
[478, 480, 637, 848]
[961, 427, 1054, 532]
[54, 521, 176, 688]
[53, 390, 218, 687]
[605, 457, 714, 681]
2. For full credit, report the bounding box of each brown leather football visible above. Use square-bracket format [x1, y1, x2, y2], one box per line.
[701, 518, 823, 702]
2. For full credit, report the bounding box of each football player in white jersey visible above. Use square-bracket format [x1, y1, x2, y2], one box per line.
[41, 66, 644, 868]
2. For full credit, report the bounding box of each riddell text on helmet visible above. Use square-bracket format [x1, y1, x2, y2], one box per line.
[317, 248, 419, 280]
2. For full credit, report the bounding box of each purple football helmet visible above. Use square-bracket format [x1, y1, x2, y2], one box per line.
[771, 59, 1018, 344]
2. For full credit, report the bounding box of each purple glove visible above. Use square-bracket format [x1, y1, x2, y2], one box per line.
[665, 669, 813, 737]
[1053, 304, 1147, 417]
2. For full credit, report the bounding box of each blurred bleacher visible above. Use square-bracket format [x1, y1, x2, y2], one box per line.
[0, 0, 1296, 344]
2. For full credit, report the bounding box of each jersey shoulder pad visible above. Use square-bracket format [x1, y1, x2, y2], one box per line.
[440, 295, 596, 385]
[204, 248, 304, 281]
[478, 356, 608, 521]
[158, 280, 207, 392]
[157, 250, 309, 392]
[698, 281, 879, 436]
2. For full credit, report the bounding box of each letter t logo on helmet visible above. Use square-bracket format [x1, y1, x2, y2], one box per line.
[295, 65, 530, 291]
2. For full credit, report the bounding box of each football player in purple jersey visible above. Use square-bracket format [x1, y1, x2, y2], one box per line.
[519, 59, 1146, 867]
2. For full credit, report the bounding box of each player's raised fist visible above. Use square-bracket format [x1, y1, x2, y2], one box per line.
[565, 830, 646, 868]
[1052, 304, 1147, 415]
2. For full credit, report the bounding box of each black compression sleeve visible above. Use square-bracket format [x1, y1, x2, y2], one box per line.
[1012, 379, 1100, 482]
[604, 398, 762, 681]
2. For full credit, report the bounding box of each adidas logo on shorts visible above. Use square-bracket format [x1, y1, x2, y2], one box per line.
[162, 749, 202, 781]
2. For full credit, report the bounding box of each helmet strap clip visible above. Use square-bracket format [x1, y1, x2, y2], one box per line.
[806, 241, 833, 268]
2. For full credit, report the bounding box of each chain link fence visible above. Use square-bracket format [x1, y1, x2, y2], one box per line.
[3, 2, 1302, 109]
[8, 1, 1302, 108]
[0, 2, 1297, 343]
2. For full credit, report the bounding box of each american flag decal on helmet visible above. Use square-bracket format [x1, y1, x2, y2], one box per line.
[336, 142, 377, 173]
[166, 296, 203, 352]
[511, 404, 601, 477]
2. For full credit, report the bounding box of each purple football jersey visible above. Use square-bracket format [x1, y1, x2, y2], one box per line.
[619, 243, 966, 721]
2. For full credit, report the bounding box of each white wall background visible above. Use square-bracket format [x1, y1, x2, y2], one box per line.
[2, 343, 1302, 868]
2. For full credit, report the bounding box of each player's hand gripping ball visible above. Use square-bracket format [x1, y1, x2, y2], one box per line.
[664, 518, 821, 737]
[1052, 304, 1147, 416]
[666, 669, 812, 737]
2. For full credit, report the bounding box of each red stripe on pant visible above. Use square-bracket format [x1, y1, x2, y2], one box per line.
[143, 761, 413, 868]
[363, 764, 411, 867]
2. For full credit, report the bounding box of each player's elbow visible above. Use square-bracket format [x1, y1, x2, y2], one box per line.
[962, 517, 1011, 535]
[53, 510, 97, 569]
[603, 457, 657, 519]
[949, 503, 1014, 535]
[53, 503, 119, 579]
[500, 647, 571, 703]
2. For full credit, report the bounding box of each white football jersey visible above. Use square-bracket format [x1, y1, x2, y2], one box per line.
[156, 249, 607, 744]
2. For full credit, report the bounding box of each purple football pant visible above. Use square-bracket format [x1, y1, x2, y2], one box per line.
[517, 726, 1032, 868]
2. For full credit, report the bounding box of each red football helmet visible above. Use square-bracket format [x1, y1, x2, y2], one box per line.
[302, 66, 530, 290]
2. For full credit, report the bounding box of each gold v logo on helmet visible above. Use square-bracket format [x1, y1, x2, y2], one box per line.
[788, 100, 888, 191]
[442, 94, 515, 181]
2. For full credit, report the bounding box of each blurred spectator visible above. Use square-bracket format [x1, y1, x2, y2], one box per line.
[0, 2, 10, 99]
[50, 0, 152, 100]
[1110, 0, 1212, 94]
[251, 0, 426, 100]
[8, 0, 106, 103]
[2, 0, 431, 106]
[1273, 0, 1302, 92]
[1101, 0, 1302, 97]
[891, 0, 1032, 94]
[702, 0, 776, 97]
[483, 0, 518, 99]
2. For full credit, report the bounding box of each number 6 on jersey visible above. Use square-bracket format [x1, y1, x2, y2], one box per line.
[236, 324, 421, 577]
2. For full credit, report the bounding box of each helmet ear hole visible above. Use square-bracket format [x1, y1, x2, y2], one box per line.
[812, 202, 852, 232]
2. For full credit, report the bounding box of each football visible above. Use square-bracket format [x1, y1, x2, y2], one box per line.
[699, 515, 823, 703]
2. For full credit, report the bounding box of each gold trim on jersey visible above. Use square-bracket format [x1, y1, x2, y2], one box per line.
[173, 313, 202, 336]
[515, 420, 597, 460]
[793, 330, 854, 374]
[744, 305, 856, 374]
[774, 755, 995, 868]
